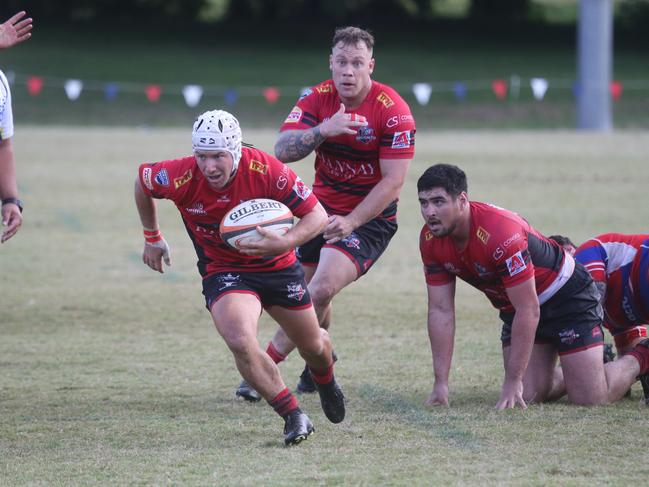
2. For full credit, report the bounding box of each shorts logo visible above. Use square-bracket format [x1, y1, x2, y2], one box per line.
[505, 251, 527, 277]
[142, 167, 153, 190]
[174, 169, 192, 189]
[276, 175, 288, 190]
[316, 83, 332, 94]
[391, 131, 411, 149]
[249, 159, 268, 175]
[356, 126, 375, 144]
[287, 282, 306, 301]
[217, 273, 240, 291]
[559, 328, 580, 345]
[154, 169, 169, 186]
[342, 234, 360, 249]
[293, 177, 312, 200]
[476, 226, 490, 245]
[377, 91, 395, 108]
[284, 106, 302, 123]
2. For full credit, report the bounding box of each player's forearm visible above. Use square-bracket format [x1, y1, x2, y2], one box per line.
[0, 139, 18, 199]
[274, 128, 326, 163]
[134, 178, 159, 230]
[345, 176, 403, 229]
[506, 308, 539, 381]
[428, 310, 455, 384]
[284, 203, 327, 248]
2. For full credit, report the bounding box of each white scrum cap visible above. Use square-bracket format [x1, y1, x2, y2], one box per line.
[192, 110, 243, 173]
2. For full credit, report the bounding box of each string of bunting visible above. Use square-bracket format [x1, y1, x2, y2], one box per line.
[5, 71, 645, 106]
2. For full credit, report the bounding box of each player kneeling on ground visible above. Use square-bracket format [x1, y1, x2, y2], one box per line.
[134, 110, 345, 445]
[550, 233, 649, 403]
[417, 164, 649, 409]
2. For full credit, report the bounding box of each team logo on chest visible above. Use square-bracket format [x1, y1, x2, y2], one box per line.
[186, 202, 207, 215]
[356, 126, 375, 144]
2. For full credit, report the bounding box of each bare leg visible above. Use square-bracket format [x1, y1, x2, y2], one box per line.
[560, 345, 640, 405]
[211, 293, 286, 400]
[503, 343, 565, 403]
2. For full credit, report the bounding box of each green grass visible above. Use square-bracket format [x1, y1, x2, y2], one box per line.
[1, 127, 649, 485]
[1, 25, 648, 129]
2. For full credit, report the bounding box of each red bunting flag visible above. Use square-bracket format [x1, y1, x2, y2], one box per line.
[27, 76, 44, 96]
[492, 79, 508, 99]
[263, 87, 280, 104]
[145, 84, 162, 102]
[610, 81, 623, 101]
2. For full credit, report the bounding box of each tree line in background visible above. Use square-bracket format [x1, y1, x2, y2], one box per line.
[1, 0, 647, 33]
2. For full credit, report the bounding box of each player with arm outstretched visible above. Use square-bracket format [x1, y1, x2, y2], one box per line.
[135, 110, 345, 446]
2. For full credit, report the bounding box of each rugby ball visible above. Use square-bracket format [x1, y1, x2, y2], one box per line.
[219, 199, 294, 249]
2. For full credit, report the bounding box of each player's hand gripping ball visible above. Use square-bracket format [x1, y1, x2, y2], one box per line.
[219, 199, 294, 249]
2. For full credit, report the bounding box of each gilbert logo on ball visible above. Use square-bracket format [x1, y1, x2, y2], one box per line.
[219, 199, 294, 249]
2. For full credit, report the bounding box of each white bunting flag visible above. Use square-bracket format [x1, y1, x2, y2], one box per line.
[64, 79, 83, 101]
[530, 78, 549, 100]
[412, 83, 433, 106]
[182, 84, 203, 107]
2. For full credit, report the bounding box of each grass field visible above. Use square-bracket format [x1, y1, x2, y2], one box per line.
[2, 127, 649, 485]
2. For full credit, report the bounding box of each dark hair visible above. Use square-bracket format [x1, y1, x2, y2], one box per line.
[332, 26, 374, 52]
[548, 235, 575, 248]
[417, 164, 468, 197]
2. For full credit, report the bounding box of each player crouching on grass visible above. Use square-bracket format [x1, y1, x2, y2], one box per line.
[134, 109, 345, 445]
[550, 233, 649, 403]
[417, 163, 649, 408]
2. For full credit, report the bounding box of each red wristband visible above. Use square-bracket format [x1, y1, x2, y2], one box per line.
[143, 229, 162, 244]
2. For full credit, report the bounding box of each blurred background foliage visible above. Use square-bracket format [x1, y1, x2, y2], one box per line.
[0, 0, 647, 129]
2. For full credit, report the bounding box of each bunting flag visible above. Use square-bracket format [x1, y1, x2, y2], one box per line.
[64, 79, 83, 101]
[225, 88, 238, 106]
[412, 83, 433, 106]
[263, 87, 280, 104]
[530, 78, 549, 100]
[453, 82, 467, 101]
[27, 75, 43, 96]
[182, 84, 203, 107]
[104, 83, 119, 101]
[610, 81, 623, 101]
[145, 84, 161, 102]
[492, 79, 508, 99]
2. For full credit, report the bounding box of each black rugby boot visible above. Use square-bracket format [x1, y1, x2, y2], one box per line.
[315, 376, 346, 424]
[283, 409, 314, 446]
[296, 364, 317, 393]
[235, 379, 262, 402]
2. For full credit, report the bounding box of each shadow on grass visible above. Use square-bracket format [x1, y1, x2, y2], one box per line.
[356, 384, 482, 450]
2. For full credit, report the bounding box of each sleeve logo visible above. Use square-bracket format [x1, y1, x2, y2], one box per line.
[284, 106, 302, 123]
[377, 91, 395, 108]
[506, 251, 527, 277]
[391, 131, 411, 149]
[293, 177, 312, 200]
[142, 167, 153, 190]
[249, 159, 268, 175]
[154, 169, 169, 186]
[173, 169, 192, 189]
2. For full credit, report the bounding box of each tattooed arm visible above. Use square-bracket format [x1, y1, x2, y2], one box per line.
[274, 103, 367, 163]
